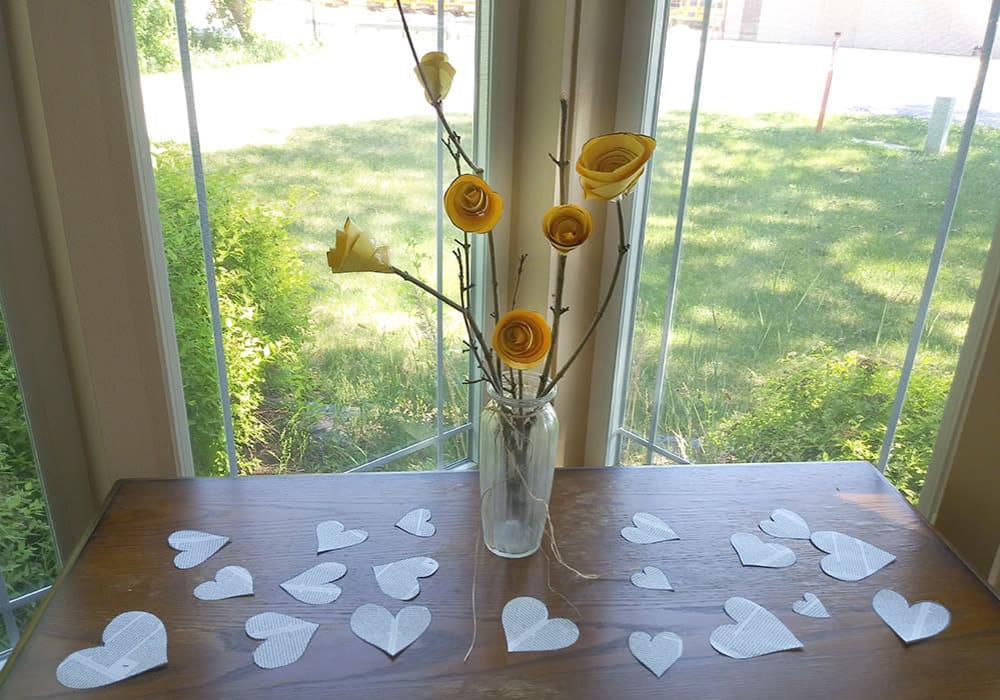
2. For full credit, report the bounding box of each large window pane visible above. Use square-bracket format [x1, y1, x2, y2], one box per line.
[0, 310, 56, 656]
[619, 1, 999, 502]
[134, 0, 479, 475]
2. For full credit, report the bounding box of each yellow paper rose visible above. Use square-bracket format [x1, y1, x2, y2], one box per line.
[443, 174, 503, 233]
[493, 310, 552, 370]
[414, 51, 456, 104]
[326, 218, 391, 273]
[542, 204, 593, 254]
[575, 132, 657, 201]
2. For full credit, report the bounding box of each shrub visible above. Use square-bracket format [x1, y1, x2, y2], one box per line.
[704, 351, 951, 503]
[131, 0, 179, 73]
[154, 146, 312, 475]
[0, 314, 58, 650]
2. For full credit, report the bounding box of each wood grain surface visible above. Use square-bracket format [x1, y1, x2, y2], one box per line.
[2, 462, 999, 699]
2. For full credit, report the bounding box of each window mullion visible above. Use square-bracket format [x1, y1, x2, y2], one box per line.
[643, 0, 714, 464]
[172, 0, 239, 477]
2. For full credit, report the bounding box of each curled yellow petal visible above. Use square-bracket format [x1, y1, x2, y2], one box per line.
[493, 309, 551, 370]
[414, 51, 456, 104]
[575, 132, 657, 201]
[443, 174, 503, 233]
[326, 218, 391, 273]
[542, 204, 593, 254]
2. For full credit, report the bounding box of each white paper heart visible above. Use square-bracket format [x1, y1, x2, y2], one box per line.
[792, 592, 831, 618]
[245, 612, 318, 669]
[621, 512, 680, 544]
[316, 520, 368, 553]
[350, 603, 431, 657]
[193, 565, 253, 600]
[811, 531, 896, 581]
[56, 611, 167, 689]
[168, 530, 229, 569]
[395, 508, 436, 537]
[280, 562, 348, 605]
[628, 631, 683, 677]
[730, 533, 796, 568]
[872, 589, 950, 643]
[373, 556, 439, 601]
[710, 597, 803, 659]
[759, 509, 811, 539]
[630, 566, 674, 591]
[502, 596, 579, 652]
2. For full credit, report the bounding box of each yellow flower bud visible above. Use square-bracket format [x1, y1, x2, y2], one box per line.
[493, 310, 551, 370]
[576, 132, 656, 201]
[443, 174, 503, 233]
[326, 218, 391, 273]
[415, 51, 456, 104]
[542, 204, 593, 254]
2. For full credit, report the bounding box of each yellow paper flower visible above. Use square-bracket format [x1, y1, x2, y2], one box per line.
[493, 310, 552, 370]
[443, 174, 503, 233]
[575, 132, 656, 201]
[326, 218, 391, 273]
[414, 51, 456, 104]
[542, 204, 593, 254]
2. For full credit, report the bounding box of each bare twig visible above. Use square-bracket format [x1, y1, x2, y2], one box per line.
[538, 98, 572, 396]
[543, 199, 630, 393]
[510, 253, 528, 309]
[396, 0, 482, 176]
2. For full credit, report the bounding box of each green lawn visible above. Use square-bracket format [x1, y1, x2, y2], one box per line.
[623, 112, 999, 479]
[207, 111, 999, 481]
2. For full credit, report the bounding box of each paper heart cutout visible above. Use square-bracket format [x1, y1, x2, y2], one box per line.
[396, 508, 436, 537]
[316, 520, 368, 553]
[350, 603, 431, 657]
[168, 530, 229, 569]
[373, 556, 439, 601]
[629, 631, 683, 677]
[621, 512, 680, 544]
[873, 589, 950, 643]
[811, 531, 896, 581]
[372, 557, 438, 600]
[245, 613, 318, 669]
[710, 597, 803, 659]
[56, 611, 167, 689]
[759, 509, 811, 540]
[193, 565, 253, 600]
[502, 596, 579, 652]
[731, 533, 796, 568]
[281, 562, 348, 605]
[792, 592, 831, 618]
[630, 566, 674, 591]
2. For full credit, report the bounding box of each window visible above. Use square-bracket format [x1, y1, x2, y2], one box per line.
[610, 0, 1000, 503]
[132, 0, 491, 476]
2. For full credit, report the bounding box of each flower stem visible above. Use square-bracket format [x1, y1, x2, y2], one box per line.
[538, 98, 571, 396]
[543, 199, 629, 393]
[390, 265, 501, 391]
[396, 0, 482, 177]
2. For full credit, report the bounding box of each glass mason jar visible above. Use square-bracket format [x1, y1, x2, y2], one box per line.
[478, 374, 559, 558]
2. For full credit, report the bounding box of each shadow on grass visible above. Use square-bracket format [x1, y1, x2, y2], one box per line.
[626, 112, 1000, 444]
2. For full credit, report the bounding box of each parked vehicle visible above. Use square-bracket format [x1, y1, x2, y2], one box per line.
[669, 0, 725, 30]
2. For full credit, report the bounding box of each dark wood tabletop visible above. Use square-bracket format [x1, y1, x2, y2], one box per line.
[2, 461, 999, 699]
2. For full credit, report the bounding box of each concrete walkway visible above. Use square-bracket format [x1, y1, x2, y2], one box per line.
[138, 7, 1000, 152]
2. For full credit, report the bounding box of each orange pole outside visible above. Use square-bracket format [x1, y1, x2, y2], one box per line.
[816, 31, 842, 133]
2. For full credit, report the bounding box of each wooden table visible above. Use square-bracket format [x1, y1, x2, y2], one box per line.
[2, 462, 999, 699]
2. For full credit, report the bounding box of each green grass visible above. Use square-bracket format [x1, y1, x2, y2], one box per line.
[202, 116, 475, 472]
[195, 110, 1000, 479]
[624, 112, 1000, 463]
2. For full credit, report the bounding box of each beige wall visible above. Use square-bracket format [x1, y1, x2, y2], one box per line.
[923, 221, 1000, 581]
[744, 0, 997, 56]
[2, 0, 191, 554]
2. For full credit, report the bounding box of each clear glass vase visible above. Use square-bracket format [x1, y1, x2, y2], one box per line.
[478, 374, 559, 558]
